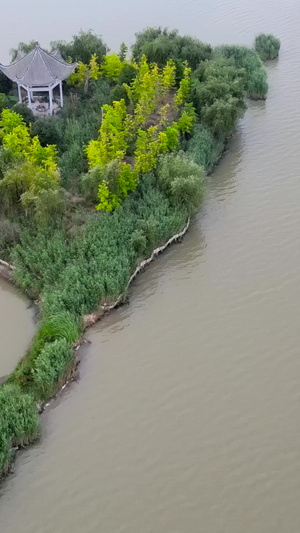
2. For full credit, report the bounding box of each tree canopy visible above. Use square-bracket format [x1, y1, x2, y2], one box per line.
[132, 27, 212, 70]
[50, 30, 108, 64]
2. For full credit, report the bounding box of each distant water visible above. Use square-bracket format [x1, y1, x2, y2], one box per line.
[1, 1, 300, 532]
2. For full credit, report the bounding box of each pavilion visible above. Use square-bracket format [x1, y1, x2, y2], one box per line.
[0, 44, 77, 115]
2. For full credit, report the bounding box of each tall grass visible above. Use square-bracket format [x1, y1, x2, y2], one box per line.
[0, 384, 39, 476]
[187, 124, 224, 172]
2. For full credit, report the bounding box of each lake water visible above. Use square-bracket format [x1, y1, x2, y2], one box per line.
[1, 1, 300, 531]
[0, 279, 34, 379]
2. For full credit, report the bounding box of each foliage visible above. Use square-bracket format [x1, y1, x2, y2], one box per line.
[31, 117, 63, 148]
[86, 99, 128, 167]
[0, 383, 39, 474]
[119, 42, 128, 62]
[132, 27, 212, 69]
[157, 152, 205, 213]
[187, 123, 223, 172]
[215, 45, 268, 99]
[12, 103, 35, 126]
[82, 160, 137, 211]
[134, 126, 168, 173]
[10, 40, 37, 61]
[190, 57, 246, 138]
[117, 63, 138, 85]
[51, 30, 108, 64]
[255, 34, 281, 61]
[0, 161, 61, 220]
[0, 93, 8, 113]
[101, 54, 125, 81]
[175, 63, 192, 105]
[0, 72, 13, 95]
[177, 104, 196, 134]
[0, 109, 57, 171]
[68, 54, 101, 93]
[11, 175, 187, 318]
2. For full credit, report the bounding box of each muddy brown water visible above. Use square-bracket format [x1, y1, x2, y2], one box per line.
[1, 1, 300, 532]
[0, 279, 34, 379]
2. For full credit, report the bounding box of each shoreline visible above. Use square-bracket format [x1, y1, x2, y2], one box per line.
[0, 216, 190, 479]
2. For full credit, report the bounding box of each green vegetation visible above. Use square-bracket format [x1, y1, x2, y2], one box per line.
[0, 27, 276, 477]
[255, 33, 281, 61]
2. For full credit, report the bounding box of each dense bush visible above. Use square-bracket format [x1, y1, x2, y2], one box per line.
[132, 27, 212, 69]
[50, 30, 108, 64]
[255, 34, 281, 61]
[31, 118, 63, 148]
[12, 103, 35, 125]
[157, 152, 205, 213]
[215, 45, 268, 99]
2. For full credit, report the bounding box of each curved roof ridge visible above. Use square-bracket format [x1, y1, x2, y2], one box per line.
[16, 47, 37, 81]
[38, 47, 55, 81]
[0, 45, 77, 87]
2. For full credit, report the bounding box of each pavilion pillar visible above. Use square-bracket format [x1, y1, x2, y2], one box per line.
[27, 87, 32, 109]
[49, 87, 53, 115]
[17, 84, 22, 103]
[59, 81, 63, 108]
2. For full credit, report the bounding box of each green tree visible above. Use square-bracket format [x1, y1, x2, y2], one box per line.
[10, 40, 38, 61]
[119, 42, 128, 62]
[51, 30, 108, 64]
[132, 27, 212, 69]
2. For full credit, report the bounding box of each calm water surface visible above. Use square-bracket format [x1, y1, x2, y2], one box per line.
[1, 1, 300, 532]
[0, 279, 34, 378]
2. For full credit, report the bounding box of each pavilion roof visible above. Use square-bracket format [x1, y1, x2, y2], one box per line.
[0, 45, 77, 87]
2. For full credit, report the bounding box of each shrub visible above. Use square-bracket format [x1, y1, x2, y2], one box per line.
[157, 152, 205, 213]
[12, 103, 35, 126]
[215, 45, 268, 100]
[31, 118, 63, 149]
[109, 84, 129, 105]
[117, 63, 138, 85]
[0, 161, 60, 218]
[0, 93, 8, 112]
[255, 34, 281, 61]
[101, 54, 125, 81]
